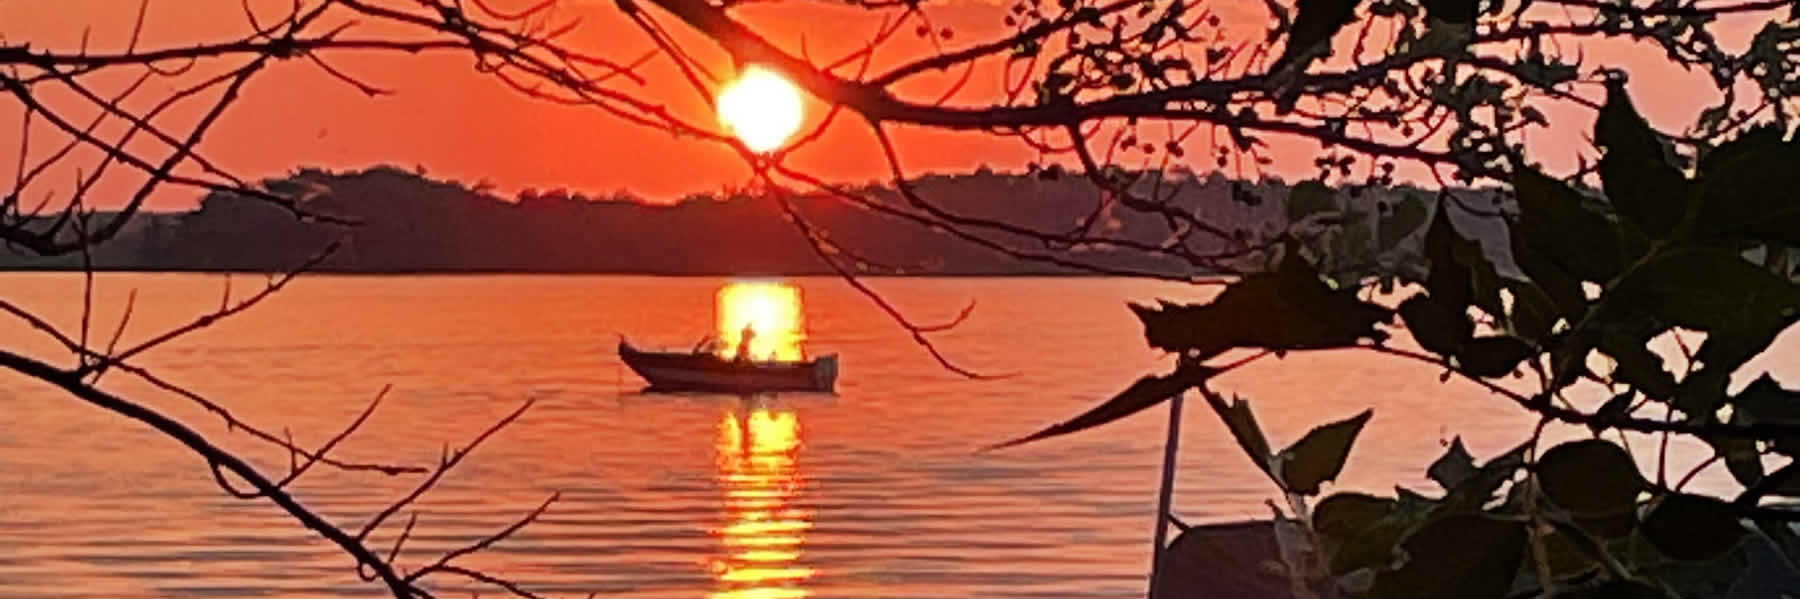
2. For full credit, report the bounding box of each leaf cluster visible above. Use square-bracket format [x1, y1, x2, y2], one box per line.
[999, 82, 1800, 596]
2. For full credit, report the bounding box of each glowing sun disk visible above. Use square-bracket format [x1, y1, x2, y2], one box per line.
[717, 66, 804, 153]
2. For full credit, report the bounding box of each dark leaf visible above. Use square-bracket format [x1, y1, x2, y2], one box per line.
[991, 364, 1210, 449]
[1277, 409, 1373, 495]
[1130, 302, 1229, 359]
[1267, 0, 1365, 76]
[1695, 124, 1800, 245]
[1453, 335, 1534, 378]
[1395, 485, 1436, 508]
[1713, 435, 1764, 488]
[1678, 311, 1800, 417]
[1596, 80, 1691, 239]
[1130, 255, 1391, 357]
[1675, 365, 1735, 418]
[1589, 390, 1637, 433]
[1595, 330, 1677, 399]
[1610, 247, 1800, 332]
[1537, 439, 1643, 518]
[1617, 216, 1652, 264]
[1423, 199, 1505, 318]
[1604, 247, 1799, 411]
[1509, 233, 1590, 323]
[1200, 391, 1276, 475]
[1315, 493, 1418, 575]
[1368, 514, 1528, 599]
[1398, 293, 1472, 357]
[1512, 167, 1630, 283]
[1642, 493, 1748, 561]
[1542, 516, 1616, 577]
[1731, 373, 1800, 454]
[1423, 201, 1470, 307]
[1427, 436, 1477, 492]
[1504, 281, 1563, 342]
[1547, 332, 1593, 391]
[1422, 0, 1475, 25]
[1329, 518, 1410, 575]
[1733, 373, 1800, 421]
[1440, 440, 1530, 513]
[1314, 492, 1396, 540]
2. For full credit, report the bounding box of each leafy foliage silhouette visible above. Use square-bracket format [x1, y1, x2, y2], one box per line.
[6, 0, 1800, 596]
[1002, 85, 1800, 597]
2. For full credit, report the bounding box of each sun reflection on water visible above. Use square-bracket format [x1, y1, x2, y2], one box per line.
[710, 408, 815, 599]
[716, 282, 805, 362]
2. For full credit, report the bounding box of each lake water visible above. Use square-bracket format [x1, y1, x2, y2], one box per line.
[0, 274, 1771, 598]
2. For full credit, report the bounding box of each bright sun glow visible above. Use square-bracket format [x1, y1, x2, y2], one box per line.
[710, 409, 814, 599]
[716, 281, 805, 361]
[717, 66, 804, 153]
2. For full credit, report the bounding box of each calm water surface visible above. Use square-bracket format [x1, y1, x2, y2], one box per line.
[0, 274, 1775, 598]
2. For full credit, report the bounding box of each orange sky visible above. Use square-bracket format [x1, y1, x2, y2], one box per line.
[1, 0, 1769, 209]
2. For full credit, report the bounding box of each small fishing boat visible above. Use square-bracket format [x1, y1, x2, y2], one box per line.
[618, 339, 839, 393]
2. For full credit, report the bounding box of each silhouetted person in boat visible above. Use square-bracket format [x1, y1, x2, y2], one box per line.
[735, 325, 756, 363]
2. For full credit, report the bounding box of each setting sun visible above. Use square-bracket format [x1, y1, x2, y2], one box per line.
[717, 65, 804, 153]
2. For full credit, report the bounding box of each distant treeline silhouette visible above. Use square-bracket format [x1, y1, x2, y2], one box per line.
[0, 165, 1483, 275]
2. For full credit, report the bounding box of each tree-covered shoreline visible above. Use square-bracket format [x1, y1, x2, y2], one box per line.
[3, 165, 1480, 277]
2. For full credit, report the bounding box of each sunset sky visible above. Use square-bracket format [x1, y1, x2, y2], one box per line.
[2, 0, 1768, 209]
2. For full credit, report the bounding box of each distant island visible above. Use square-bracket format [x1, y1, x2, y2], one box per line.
[0, 165, 1487, 276]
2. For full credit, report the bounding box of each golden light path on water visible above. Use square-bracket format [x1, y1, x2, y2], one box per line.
[716, 282, 806, 362]
[711, 408, 815, 599]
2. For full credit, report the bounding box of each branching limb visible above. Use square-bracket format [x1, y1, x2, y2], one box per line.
[0, 348, 417, 598]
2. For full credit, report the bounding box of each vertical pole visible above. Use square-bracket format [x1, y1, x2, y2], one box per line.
[1148, 391, 1185, 599]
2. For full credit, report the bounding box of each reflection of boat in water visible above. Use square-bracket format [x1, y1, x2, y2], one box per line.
[618, 340, 839, 393]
